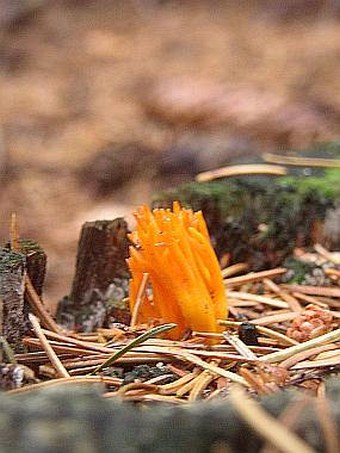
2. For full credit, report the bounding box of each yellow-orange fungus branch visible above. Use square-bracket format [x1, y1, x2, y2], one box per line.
[127, 202, 228, 340]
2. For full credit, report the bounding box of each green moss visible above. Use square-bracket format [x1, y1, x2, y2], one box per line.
[0, 248, 25, 270]
[153, 169, 338, 269]
[282, 257, 316, 284]
[279, 168, 340, 199]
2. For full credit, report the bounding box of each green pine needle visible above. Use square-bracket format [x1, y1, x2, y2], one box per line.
[89, 323, 177, 375]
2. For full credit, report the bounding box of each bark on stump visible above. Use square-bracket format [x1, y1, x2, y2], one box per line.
[0, 249, 26, 351]
[71, 218, 130, 308]
[0, 241, 47, 352]
[4, 239, 47, 296]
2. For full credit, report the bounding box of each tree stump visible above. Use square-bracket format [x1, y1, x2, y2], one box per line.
[0, 249, 26, 351]
[57, 219, 131, 331]
[70, 218, 130, 308]
[17, 240, 47, 297]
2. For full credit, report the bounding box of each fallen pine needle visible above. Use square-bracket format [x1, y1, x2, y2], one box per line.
[130, 272, 149, 327]
[89, 323, 177, 375]
[161, 371, 199, 394]
[262, 278, 302, 312]
[315, 383, 339, 453]
[229, 384, 315, 453]
[280, 285, 340, 298]
[189, 362, 219, 401]
[25, 276, 65, 334]
[253, 325, 298, 346]
[260, 397, 311, 453]
[262, 152, 340, 168]
[221, 263, 249, 278]
[314, 243, 340, 265]
[8, 375, 122, 395]
[260, 328, 340, 364]
[248, 312, 298, 326]
[29, 314, 70, 378]
[223, 331, 258, 360]
[224, 268, 287, 286]
[196, 164, 287, 182]
[227, 291, 288, 309]
[291, 354, 340, 369]
[173, 350, 248, 386]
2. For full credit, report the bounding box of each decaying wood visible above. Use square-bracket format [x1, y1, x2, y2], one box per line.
[70, 218, 130, 307]
[12, 239, 47, 335]
[0, 248, 26, 351]
[0, 239, 59, 350]
[18, 240, 47, 296]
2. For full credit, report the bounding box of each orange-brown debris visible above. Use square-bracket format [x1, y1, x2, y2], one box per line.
[287, 304, 334, 342]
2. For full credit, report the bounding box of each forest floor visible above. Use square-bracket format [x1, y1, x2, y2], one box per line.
[0, 0, 339, 307]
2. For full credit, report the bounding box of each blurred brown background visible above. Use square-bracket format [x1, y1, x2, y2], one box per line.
[0, 0, 339, 307]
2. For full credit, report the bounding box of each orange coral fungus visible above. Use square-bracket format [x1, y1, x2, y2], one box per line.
[127, 202, 228, 340]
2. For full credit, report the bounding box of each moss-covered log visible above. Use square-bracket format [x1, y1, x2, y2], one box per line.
[154, 165, 339, 270]
[0, 379, 339, 452]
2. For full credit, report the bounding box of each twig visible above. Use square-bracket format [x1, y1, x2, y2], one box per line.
[161, 371, 198, 394]
[176, 372, 201, 397]
[116, 382, 159, 397]
[324, 268, 340, 279]
[239, 368, 273, 395]
[218, 319, 297, 346]
[292, 292, 329, 309]
[172, 349, 248, 386]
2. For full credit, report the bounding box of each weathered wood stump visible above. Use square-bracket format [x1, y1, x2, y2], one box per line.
[0, 249, 26, 351]
[71, 218, 130, 307]
[57, 219, 131, 331]
[16, 239, 47, 297]
[0, 240, 47, 352]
